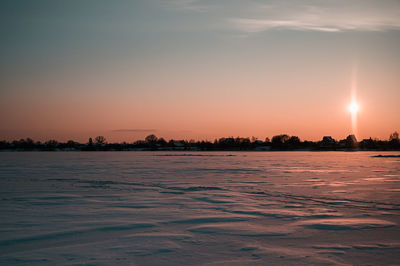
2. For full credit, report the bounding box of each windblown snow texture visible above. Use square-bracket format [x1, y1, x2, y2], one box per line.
[0, 151, 399, 265]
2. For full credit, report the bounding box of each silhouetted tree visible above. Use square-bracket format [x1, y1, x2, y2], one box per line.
[66, 140, 76, 148]
[18, 138, 35, 150]
[272, 134, 289, 145]
[145, 134, 158, 144]
[390, 131, 399, 142]
[2, 131, 400, 152]
[45, 140, 58, 150]
[287, 136, 300, 146]
[320, 136, 336, 149]
[157, 137, 167, 146]
[359, 138, 376, 150]
[388, 131, 400, 149]
[95, 136, 106, 144]
[26, 138, 34, 145]
[239, 137, 251, 149]
[321, 136, 335, 145]
[0, 140, 8, 150]
[345, 134, 358, 149]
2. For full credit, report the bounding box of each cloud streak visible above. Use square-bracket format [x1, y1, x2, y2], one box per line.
[230, 17, 400, 33]
[229, 1, 400, 33]
[160, 0, 400, 33]
[230, 19, 342, 33]
[159, 0, 400, 33]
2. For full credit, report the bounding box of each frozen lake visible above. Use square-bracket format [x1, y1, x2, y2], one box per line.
[0, 151, 399, 265]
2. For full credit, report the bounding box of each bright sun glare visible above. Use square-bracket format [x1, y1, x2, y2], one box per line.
[349, 102, 359, 115]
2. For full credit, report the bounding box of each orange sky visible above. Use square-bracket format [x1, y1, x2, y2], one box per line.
[1, 1, 399, 142]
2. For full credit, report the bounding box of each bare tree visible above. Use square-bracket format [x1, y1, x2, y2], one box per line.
[145, 134, 158, 144]
[389, 131, 399, 142]
[95, 136, 106, 144]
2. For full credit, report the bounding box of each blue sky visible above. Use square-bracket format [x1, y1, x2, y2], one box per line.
[1, 0, 399, 141]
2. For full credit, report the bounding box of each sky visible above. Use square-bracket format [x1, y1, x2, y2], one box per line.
[1, 0, 399, 142]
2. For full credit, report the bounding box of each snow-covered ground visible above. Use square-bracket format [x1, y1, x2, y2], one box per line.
[0, 151, 399, 265]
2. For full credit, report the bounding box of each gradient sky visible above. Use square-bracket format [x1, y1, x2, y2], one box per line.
[1, 0, 399, 142]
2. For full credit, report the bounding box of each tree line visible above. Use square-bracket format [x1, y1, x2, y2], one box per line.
[0, 132, 399, 151]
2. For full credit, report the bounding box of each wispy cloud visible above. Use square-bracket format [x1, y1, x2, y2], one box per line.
[230, 18, 342, 32]
[229, 17, 400, 33]
[228, 1, 400, 33]
[112, 129, 157, 133]
[159, 0, 400, 33]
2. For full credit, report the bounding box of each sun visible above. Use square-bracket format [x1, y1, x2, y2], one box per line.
[348, 102, 359, 115]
